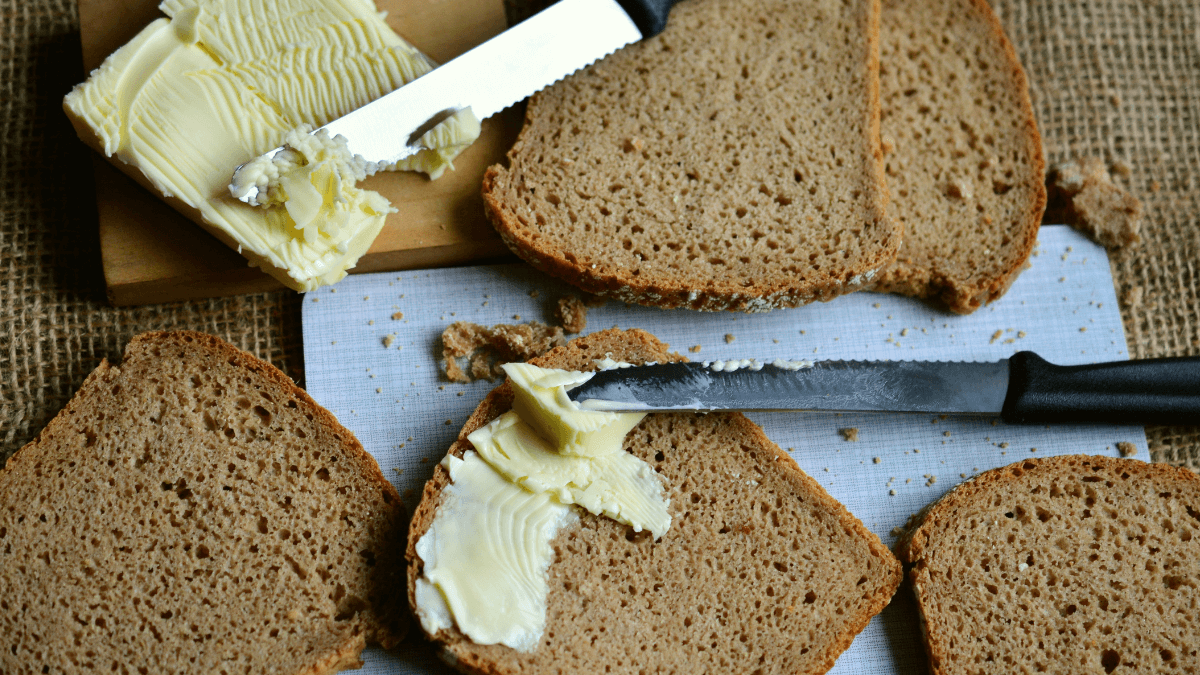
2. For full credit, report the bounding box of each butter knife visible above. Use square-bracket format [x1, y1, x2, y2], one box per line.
[565, 353, 1200, 425]
[232, 0, 680, 203]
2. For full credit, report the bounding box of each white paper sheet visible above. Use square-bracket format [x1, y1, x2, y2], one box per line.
[302, 225, 1146, 674]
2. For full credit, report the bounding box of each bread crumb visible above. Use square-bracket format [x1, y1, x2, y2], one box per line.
[880, 134, 895, 154]
[529, 290, 540, 298]
[924, 474, 937, 486]
[392, 311, 404, 320]
[1117, 441, 1137, 457]
[873, 457, 881, 464]
[555, 295, 589, 334]
[725, 333, 736, 344]
[1031, 447, 1038, 453]
[444, 420, 452, 426]
[382, 333, 396, 348]
[889, 489, 896, 496]
[1017, 331, 1027, 338]
[1149, 180, 1161, 193]
[839, 428, 859, 442]
[999, 442, 1009, 448]
[943, 431, 951, 437]
[1122, 285, 1143, 308]
[1079, 326, 1087, 333]
[900, 328, 909, 337]
[441, 320, 567, 383]
[689, 345, 702, 353]
[392, 467, 404, 475]
[1047, 157, 1142, 248]
[375, 388, 381, 394]
[1111, 160, 1131, 177]
[990, 330, 1003, 344]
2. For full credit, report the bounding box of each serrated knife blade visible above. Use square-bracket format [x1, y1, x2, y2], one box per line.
[232, 0, 659, 202]
[568, 360, 1012, 414]
[564, 353, 1200, 426]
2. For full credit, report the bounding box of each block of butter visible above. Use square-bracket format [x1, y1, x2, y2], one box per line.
[64, 0, 481, 291]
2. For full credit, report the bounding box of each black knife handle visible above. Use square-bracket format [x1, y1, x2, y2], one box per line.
[616, 0, 681, 37]
[1001, 351, 1200, 425]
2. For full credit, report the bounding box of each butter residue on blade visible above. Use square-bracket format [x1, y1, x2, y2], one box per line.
[63, 0, 481, 291]
[414, 451, 578, 652]
[230, 108, 482, 207]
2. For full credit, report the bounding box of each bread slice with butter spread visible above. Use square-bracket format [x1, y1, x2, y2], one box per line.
[407, 328, 902, 674]
[0, 331, 407, 675]
[898, 455, 1200, 673]
[482, 0, 898, 312]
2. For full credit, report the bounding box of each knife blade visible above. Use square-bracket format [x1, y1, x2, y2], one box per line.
[565, 352, 1200, 425]
[232, 0, 679, 203]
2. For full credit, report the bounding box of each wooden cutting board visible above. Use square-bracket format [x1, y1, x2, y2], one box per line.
[79, 0, 522, 306]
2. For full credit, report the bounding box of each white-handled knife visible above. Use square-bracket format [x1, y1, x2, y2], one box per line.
[564, 353, 1200, 425]
[231, 0, 681, 203]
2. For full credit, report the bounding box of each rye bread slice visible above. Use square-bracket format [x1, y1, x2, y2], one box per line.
[407, 328, 902, 674]
[0, 331, 406, 675]
[872, 0, 1045, 313]
[898, 455, 1200, 673]
[482, 0, 899, 312]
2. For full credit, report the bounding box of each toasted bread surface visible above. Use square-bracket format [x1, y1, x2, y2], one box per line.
[898, 455, 1200, 673]
[483, 0, 898, 312]
[0, 331, 406, 675]
[873, 0, 1045, 313]
[408, 328, 901, 674]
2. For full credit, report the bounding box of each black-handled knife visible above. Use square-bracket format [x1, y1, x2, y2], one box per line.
[232, 0, 683, 202]
[565, 352, 1200, 425]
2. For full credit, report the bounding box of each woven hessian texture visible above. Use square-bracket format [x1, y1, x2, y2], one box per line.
[1, 0, 1197, 466]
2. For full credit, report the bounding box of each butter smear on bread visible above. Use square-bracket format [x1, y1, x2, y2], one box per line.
[63, 0, 480, 291]
[414, 362, 671, 651]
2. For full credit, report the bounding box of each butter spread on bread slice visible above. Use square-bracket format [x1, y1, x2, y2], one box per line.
[413, 360, 669, 651]
[408, 328, 902, 673]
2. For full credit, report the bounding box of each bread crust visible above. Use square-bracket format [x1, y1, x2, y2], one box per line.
[871, 0, 1046, 314]
[0, 331, 407, 675]
[482, 0, 899, 313]
[897, 455, 1200, 674]
[407, 328, 902, 674]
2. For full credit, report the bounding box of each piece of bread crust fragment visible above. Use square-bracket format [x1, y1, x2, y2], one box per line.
[408, 328, 901, 675]
[872, 0, 1046, 313]
[0, 331, 407, 675]
[482, 0, 898, 312]
[897, 455, 1200, 674]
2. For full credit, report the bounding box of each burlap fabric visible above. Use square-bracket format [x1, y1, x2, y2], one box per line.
[2, 0, 1197, 467]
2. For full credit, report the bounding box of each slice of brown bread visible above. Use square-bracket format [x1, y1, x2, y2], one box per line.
[0, 331, 407, 675]
[407, 328, 902, 674]
[482, 0, 899, 312]
[872, 0, 1045, 313]
[898, 455, 1200, 673]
